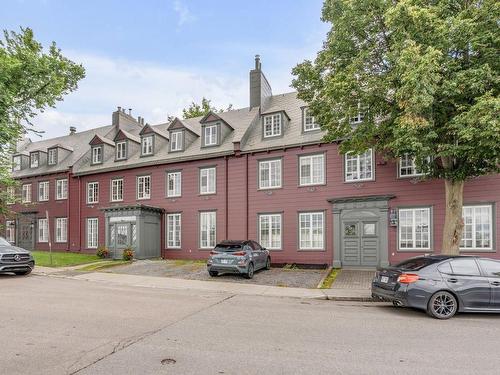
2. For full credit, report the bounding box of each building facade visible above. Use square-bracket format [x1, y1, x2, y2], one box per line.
[3, 57, 499, 267]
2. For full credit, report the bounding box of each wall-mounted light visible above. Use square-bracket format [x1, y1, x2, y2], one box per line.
[389, 209, 398, 226]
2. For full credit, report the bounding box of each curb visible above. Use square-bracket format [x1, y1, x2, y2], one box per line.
[316, 266, 333, 289]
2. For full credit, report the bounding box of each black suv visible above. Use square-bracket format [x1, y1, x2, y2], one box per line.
[0, 237, 35, 275]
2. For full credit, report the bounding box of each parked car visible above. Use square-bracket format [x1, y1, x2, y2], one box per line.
[207, 240, 271, 279]
[0, 237, 35, 276]
[372, 255, 500, 319]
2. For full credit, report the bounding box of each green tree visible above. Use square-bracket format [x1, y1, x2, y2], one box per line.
[292, 0, 499, 254]
[0, 27, 85, 214]
[181, 97, 232, 119]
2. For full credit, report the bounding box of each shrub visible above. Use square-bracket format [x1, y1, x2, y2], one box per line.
[96, 246, 109, 259]
[122, 248, 134, 261]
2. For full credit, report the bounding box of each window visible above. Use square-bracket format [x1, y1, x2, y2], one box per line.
[450, 258, 481, 276]
[259, 214, 282, 250]
[6, 186, 15, 205]
[12, 156, 21, 171]
[111, 179, 123, 202]
[166, 213, 181, 248]
[38, 218, 48, 243]
[137, 175, 151, 200]
[38, 181, 49, 202]
[263, 114, 281, 138]
[345, 149, 374, 181]
[204, 124, 218, 146]
[56, 179, 68, 200]
[200, 211, 216, 249]
[399, 154, 426, 177]
[167, 171, 182, 197]
[461, 205, 493, 250]
[200, 167, 216, 194]
[22, 184, 32, 203]
[91, 146, 103, 164]
[299, 154, 325, 186]
[116, 141, 127, 160]
[170, 131, 183, 151]
[478, 259, 500, 277]
[5, 221, 15, 243]
[141, 136, 154, 155]
[86, 218, 98, 248]
[303, 108, 320, 132]
[398, 208, 431, 250]
[351, 102, 365, 124]
[87, 182, 99, 204]
[30, 152, 39, 168]
[48, 148, 57, 165]
[299, 212, 325, 250]
[55, 217, 68, 243]
[259, 159, 281, 189]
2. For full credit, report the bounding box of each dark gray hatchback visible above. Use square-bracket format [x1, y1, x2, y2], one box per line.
[372, 255, 500, 319]
[0, 237, 35, 276]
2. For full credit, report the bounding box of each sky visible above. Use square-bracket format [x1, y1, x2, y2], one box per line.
[1, 0, 329, 139]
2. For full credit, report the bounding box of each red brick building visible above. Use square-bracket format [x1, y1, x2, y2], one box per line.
[3, 57, 499, 267]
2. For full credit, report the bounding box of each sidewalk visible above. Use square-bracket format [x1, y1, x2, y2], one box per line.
[33, 266, 373, 301]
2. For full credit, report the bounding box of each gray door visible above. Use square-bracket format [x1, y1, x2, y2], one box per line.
[342, 220, 379, 267]
[109, 223, 132, 259]
[17, 216, 35, 251]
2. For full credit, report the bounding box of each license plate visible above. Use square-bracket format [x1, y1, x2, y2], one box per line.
[380, 276, 389, 283]
[220, 259, 231, 264]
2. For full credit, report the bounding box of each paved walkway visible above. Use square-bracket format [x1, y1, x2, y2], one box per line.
[331, 269, 376, 290]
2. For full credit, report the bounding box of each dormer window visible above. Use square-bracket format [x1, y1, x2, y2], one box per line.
[12, 156, 21, 171]
[170, 131, 183, 152]
[141, 136, 154, 156]
[48, 148, 57, 165]
[303, 108, 320, 132]
[350, 102, 365, 124]
[116, 141, 127, 160]
[30, 152, 39, 168]
[263, 114, 281, 138]
[203, 124, 218, 147]
[91, 146, 103, 165]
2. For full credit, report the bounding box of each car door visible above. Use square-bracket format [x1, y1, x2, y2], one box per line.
[478, 259, 500, 309]
[446, 258, 491, 310]
[252, 241, 267, 269]
[249, 241, 263, 269]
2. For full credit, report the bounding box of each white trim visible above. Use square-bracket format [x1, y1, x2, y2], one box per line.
[344, 149, 374, 182]
[199, 167, 216, 195]
[55, 217, 68, 243]
[166, 213, 182, 248]
[86, 218, 98, 249]
[136, 175, 151, 200]
[258, 159, 282, 189]
[170, 131, 183, 151]
[141, 135, 154, 155]
[22, 184, 32, 203]
[38, 218, 48, 243]
[298, 212, 325, 250]
[204, 124, 218, 146]
[258, 213, 282, 250]
[299, 154, 325, 186]
[167, 171, 182, 198]
[263, 114, 282, 138]
[199, 211, 216, 249]
[460, 205, 493, 251]
[398, 208, 431, 250]
[38, 181, 49, 202]
[110, 178, 124, 202]
[87, 182, 99, 204]
[55, 179, 68, 200]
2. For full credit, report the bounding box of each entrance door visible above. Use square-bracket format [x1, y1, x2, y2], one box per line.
[109, 223, 135, 259]
[342, 220, 379, 267]
[17, 216, 35, 251]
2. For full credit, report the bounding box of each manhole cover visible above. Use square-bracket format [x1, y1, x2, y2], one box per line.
[161, 358, 176, 365]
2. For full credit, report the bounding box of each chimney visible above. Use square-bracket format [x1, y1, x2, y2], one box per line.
[128, 108, 132, 115]
[69, 126, 77, 135]
[112, 106, 142, 128]
[249, 55, 272, 109]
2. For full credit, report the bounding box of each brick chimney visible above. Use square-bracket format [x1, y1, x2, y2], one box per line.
[112, 106, 141, 128]
[249, 55, 272, 109]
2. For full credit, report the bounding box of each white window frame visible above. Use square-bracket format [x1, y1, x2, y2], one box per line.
[167, 171, 182, 198]
[141, 136, 154, 156]
[55, 217, 68, 243]
[110, 178, 124, 202]
[86, 218, 98, 249]
[48, 148, 57, 165]
[166, 213, 182, 249]
[6, 186, 16, 205]
[91, 146, 103, 164]
[22, 184, 32, 203]
[259, 159, 282, 189]
[12, 156, 21, 171]
[398, 208, 431, 251]
[350, 102, 365, 124]
[199, 167, 216, 195]
[137, 175, 151, 200]
[204, 124, 218, 146]
[170, 131, 183, 151]
[299, 212, 325, 250]
[259, 214, 282, 250]
[116, 141, 127, 160]
[299, 154, 325, 186]
[344, 149, 374, 182]
[460, 205, 493, 251]
[303, 107, 320, 132]
[56, 179, 68, 200]
[199, 211, 216, 249]
[263, 114, 282, 138]
[30, 152, 39, 168]
[38, 218, 48, 243]
[399, 154, 427, 178]
[87, 182, 99, 204]
[5, 220, 15, 243]
[38, 181, 49, 202]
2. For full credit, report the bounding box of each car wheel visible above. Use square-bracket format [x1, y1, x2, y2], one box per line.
[427, 291, 458, 319]
[14, 269, 32, 276]
[244, 263, 254, 279]
[265, 257, 271, 270]
[209, 271, 218, 277]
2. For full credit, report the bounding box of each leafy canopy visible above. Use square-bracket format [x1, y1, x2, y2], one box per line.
[292, 0, 499, 181]
[182, 97, 232, 119]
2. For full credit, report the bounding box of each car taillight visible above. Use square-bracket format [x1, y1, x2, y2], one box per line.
[397, 273, 419, 284]
[210, 251, 220, 255]
[232, 251, 246, 256]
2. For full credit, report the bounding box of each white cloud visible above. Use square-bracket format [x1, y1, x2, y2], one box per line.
[172, 0, 196, 28]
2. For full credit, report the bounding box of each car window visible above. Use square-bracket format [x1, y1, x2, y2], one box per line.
[0, 237, 10, 246]
[395, 257, 443, 271]
[252, 241, 261, 250]
[450, 259, 481, 276]
[479, 259, 500, 277]
[244, 245, 252, 251]
[438, 262, 453, 274]
[215, 244, 242, 252]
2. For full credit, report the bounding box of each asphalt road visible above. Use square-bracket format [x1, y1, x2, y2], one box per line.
[1, 274, 499, 375]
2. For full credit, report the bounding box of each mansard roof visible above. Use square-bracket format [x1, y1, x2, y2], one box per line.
[199, 111, 234, 129]
[89, 134, 115, 147]
[139, 123, 169, 140]
[113, 129, 140, 144]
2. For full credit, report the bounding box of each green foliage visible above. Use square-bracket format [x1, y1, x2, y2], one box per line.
[96, 246, 109, 259]
[122, 248, 134, 261]
[319, 268, 340, 289]
[292, 0, 499, 182]
[32, 251, 100, 267]
[181, 97, 232, 119]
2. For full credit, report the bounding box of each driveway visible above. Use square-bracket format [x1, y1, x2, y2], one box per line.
[104, 259, 326, 289]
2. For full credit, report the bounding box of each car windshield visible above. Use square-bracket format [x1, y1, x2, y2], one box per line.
[395, 257, 443, 271]
[0, 237, 10, 246]
[214, 244, 243, 252]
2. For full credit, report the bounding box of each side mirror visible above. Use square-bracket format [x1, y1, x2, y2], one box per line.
[262, 247, 267, 251]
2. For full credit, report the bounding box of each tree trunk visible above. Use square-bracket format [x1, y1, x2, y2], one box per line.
[441, 179, 465, 255]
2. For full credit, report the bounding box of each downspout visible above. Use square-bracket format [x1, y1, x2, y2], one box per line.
[245, 153, 249, 239]
[78, 176, 81, 251]
[66, 170, 71, 252]
[225, 156, 228, 240]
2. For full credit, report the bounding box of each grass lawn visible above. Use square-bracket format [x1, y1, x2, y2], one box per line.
[78, 260, 131, 271]
[32, 251, 101, 267]
[319, 268, 341, 289]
